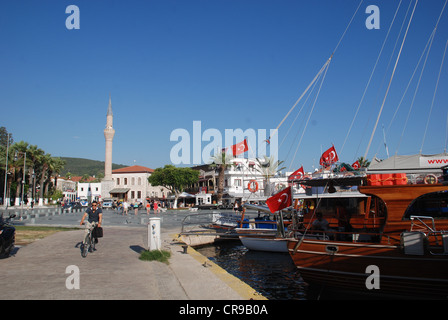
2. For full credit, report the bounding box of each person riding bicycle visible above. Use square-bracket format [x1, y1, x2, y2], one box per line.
[80, 201, 103, 244]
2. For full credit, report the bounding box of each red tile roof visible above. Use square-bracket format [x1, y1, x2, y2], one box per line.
[70, 176, 97, 182]
[112, 165, 154, 174]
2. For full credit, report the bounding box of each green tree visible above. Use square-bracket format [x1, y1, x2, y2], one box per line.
[356, 156, 371, 168]
[50, 157, 66, 188]
[0, 126, 13, 148]
[148, 165, 199, 208]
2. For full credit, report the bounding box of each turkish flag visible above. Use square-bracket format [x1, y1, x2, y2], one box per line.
[231, 139, 249, 156]
[266, 186, 292, 213]
[319, 145, 339, 166]
[352, 160, 360, 170]
[288, 166, 304, 181]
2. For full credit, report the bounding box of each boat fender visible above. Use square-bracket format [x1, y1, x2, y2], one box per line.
[325, 245, 338, 254]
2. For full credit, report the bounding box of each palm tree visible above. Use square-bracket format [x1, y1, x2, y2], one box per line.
[356, 156, 371, 168]
[209, 150, 234, 204]
[10, 141, 32, 205]
[255, 155, 286, 196]
[49, 157, 66, 189]
[37, 153, 52, 206]
[26, 145, 45, 202]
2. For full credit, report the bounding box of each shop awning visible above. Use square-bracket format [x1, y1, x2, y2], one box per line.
[109, 188, 130, 194]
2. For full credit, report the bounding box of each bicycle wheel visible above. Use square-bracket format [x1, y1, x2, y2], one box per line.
[88, 232, 95, 252]
[81, 233, 90, 258]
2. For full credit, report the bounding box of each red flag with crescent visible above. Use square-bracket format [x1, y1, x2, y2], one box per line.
[352, 160, 360, 170]
[231, 139, 249, 156]
[266, 186, 292, 213]
[319, 145, 339, 166]
[288, 166, 304, 181]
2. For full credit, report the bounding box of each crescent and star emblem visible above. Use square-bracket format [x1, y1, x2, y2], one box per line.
[278, 193, 289, 204]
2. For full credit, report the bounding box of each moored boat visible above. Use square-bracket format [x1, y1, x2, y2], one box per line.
[235, 203, 293, 253]
[287, 171, 448, 299]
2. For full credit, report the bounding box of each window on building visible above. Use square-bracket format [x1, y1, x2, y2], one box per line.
[138, 177, 142, 185]
[131, 177, 135, 185]
[131, 191, 135, 199]
[124, 178, 128, 185]
[137, 191, 141, 199]
[117, 178, 120, 185]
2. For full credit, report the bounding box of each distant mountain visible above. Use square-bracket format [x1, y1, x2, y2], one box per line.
[59, 157, 128, 177]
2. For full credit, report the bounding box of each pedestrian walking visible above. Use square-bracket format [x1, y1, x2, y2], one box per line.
[123, 201, 128, 215]
[134, 201, 139, 215]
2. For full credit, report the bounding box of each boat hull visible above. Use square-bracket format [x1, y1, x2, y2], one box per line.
[287, 239, 448, 299]
[240, 236, 289, 253]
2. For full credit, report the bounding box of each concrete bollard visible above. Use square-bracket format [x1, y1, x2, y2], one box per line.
[148, 217, 161, 251]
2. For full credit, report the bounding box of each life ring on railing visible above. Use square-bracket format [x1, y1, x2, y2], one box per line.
[424, 174, 438, 184]
[248, 180, 259, 193]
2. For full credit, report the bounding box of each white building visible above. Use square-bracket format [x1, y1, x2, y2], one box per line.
[110, 165, 169, 202]
[194, 158, 295, 204]
[77, 182, 102, 202]
[55, 178, 77, 202]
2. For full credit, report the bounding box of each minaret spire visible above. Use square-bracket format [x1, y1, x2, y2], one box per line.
[107, 94, 113, 116]
[104, 95, 115, 181]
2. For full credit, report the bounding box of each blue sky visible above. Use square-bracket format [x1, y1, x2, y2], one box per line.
[1, 0, 448, 173]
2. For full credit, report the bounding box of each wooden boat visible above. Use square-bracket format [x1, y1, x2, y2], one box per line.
[287, 174, 448, 299]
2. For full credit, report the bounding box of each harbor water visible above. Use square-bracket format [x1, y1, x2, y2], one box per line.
[196, 240, 378, 300]
[196, 240, 309, 300]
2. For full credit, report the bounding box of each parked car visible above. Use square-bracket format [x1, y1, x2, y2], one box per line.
[63, 202, 83, 210]
[80, 199, 89, 207]
[102, 200, 114, 209]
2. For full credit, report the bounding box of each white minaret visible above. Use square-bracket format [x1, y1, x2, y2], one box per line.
[101, 96, 115, 200]
[104, 96, 115, 180]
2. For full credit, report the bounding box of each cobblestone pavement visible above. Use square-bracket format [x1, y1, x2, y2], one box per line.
[0, 207, 265, 300]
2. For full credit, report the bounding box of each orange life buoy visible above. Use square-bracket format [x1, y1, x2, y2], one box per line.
[248, 180, 259, 193]
[424, 174, 437, 184]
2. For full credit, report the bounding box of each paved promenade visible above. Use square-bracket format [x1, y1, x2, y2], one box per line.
[0, 207, 265, 300]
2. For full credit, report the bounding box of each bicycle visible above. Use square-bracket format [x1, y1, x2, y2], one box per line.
[81, 222, 97, 258]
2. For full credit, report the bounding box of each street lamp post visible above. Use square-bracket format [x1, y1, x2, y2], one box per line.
[3, 133, 10, 209]
[31, 171, 36, 209]
[14, 151, 26, 218]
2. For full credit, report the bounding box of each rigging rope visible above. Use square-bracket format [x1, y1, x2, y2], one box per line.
[397, 0, 446, 155]
[372, 24, 435, 158]
[361, 0, 414, 160]
[269, 0, 363, 144]
[288, 61, 331, 172]
[363, 0, 419, 160]
[419, 39, 448, 153]
[420, 12, 448, 152]
[340, 0, 402, 156]
[395, 28, 435, 154]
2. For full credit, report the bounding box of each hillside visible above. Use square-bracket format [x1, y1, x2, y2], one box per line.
[59, 157, 128, 177]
